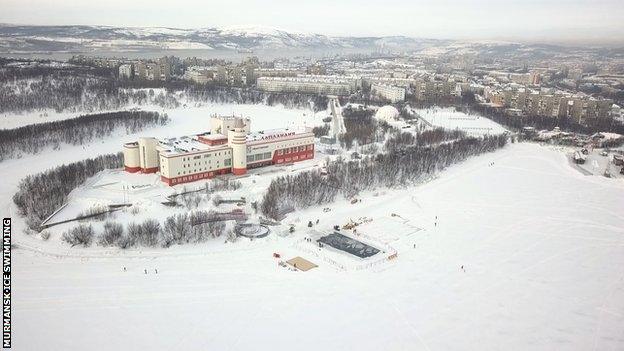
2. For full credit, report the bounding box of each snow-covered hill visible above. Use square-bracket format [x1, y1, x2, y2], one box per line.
[10, 142, 624, 350]
[1, 24, 604, 57]
[0, 24, 431, 52]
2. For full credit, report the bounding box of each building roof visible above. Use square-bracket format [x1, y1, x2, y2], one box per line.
[374, 105, 400, 121]
[199, 133, 228, 141]
[158, 135, 229, 157]
[286, 256, 318, 271]
[154, 126, 312, 157]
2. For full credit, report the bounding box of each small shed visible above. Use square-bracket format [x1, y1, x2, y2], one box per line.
[286, 257, 318, 271]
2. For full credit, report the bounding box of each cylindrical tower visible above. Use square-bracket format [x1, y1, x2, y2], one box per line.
[138, 137, 159, 173]
[123, 142, 140, 172]
[230, 128, 247, 175]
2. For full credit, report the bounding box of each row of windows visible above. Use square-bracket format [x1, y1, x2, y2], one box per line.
[260, 138, 313, 153]
[276, 144, 313, 156]
[182, 156, 232, 168]
[275, 153, 314, 164]
[171, 143, 312, 175]
[181, 150, 230, 162]
[177, 158, 231, 176]
[170, 170, 227, 185]
[285, 140, 312, 149]
[247, 152, 272, 163]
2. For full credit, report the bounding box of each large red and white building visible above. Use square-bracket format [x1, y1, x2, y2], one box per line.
[123, 115, 315, 186]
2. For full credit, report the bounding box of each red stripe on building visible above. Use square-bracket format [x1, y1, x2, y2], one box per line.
[232, 167, 247, 175]
[161, 167, 231, 186]
[141, 167, 159, 174]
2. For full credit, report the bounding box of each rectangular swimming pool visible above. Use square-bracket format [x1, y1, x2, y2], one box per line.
[317, 232, 380, 258]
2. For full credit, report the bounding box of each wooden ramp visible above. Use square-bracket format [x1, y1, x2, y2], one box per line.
[286, 256, 318, 271]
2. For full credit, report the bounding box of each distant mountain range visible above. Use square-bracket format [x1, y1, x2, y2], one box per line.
[0, 24, 619, 59]
[0, 24, 444, 53]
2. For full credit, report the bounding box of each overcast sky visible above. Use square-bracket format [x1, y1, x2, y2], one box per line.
[2, 0, 623, 43]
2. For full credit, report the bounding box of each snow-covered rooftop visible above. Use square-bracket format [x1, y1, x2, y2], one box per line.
[158, 135, 227, 156]
[246, 127, 312, 143]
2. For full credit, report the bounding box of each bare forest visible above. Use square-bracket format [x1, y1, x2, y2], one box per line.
[0, 110, 169, 161]
[13, 153, 124, 230]
[261, 132, 508, 219]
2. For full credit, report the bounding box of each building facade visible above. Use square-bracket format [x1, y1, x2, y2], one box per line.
[135, 59, 171, 81]
[412, 79, 462, 102]
[371, 84, 406, 103]
[256, 76, 359, 95]
[254, 68, 302, 79]
[118, 64, 133, 79]
[484, 87, 613, 123]
[123, 116, 315, 186]
[184, 68, 215, 84]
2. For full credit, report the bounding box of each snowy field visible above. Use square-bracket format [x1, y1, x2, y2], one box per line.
[414, 107, 508, 136]
[11, 142, 624, 350]
[0, 88, 174, 129]
[3, 103, 623, 350]
[0, 97, 323, 129]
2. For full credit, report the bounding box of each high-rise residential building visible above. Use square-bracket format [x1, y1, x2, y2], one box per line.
[371, 84, 406, 103]
[134, 58, 171, 81]
[118, 64, 133, 79]
[306, 63, 327, 75]
[256, 76, 359, 95]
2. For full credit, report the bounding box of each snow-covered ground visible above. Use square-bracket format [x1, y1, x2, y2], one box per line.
[1, 101, 325, 154]
[0, 109, 88, 129]
[0, 83, 178, 129]
[4, 103, 624, 350]
[413, 107, 507, 136]
[26, 103, 506, 243]
[11, 142, 624, 350]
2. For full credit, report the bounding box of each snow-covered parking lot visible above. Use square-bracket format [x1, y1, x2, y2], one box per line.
[11, 142, 624, 351]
